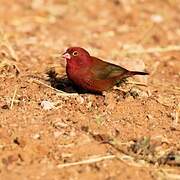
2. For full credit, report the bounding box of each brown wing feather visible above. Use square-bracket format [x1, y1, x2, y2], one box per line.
[90, 56, 128, 80]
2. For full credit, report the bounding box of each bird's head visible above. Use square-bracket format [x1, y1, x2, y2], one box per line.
[62, 47, 91, 64]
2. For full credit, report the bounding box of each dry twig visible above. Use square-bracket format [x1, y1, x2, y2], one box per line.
[57, 155, 116, 168]
[10, 86, 18, 109]
[123, 45, 180, 54]
[32, 78, 78, 96]
[0, 29, 19, 61]
[126, 80, 148, 87]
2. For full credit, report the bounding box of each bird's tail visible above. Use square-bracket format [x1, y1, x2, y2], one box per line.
[128, 71, 149, 76]
[114, 70, 149, 81]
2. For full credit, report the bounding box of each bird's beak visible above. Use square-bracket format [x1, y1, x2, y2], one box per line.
[62, 52, 71, 60]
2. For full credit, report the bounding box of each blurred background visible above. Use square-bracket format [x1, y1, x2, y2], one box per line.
[0, 0, 180, 74]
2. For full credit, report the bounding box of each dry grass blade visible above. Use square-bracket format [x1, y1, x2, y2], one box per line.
[174, 86, 180, 90]
[5, 42, 19, 61]
[57, 155, 116, 168]
[0, 58, 20, 77]
[10, 86, 18, 109]
[0, 29, 19, 61]
[32, 78, 78, 96]
[13, 64, 20, 76]
[153, 169, 180, 180]
[117, 154, 149, 167]
[123, 45, 180, 54]
[153, 97, 172, 107]
[126, 80, 148, 87]
[164, 173, 180, 180]
[174, 104, 180, 125]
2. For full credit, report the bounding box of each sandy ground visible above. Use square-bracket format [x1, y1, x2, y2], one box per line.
[0, 0, 180, 179]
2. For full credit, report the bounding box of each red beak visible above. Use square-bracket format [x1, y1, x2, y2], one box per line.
[62, 52, 71, 59]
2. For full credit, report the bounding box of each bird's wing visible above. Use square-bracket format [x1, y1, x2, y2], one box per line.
[90, 56, 128, 80]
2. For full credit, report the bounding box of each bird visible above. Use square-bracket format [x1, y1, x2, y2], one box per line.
[62, 47, 149, 93]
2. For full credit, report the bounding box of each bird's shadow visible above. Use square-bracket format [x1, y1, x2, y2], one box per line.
[46, 69, 101, 95]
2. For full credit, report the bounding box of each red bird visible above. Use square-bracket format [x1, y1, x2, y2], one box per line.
[62, 47, 149, 93]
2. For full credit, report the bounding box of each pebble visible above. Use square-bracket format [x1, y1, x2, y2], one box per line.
[150, 14, 164, 23]
[41, 100, 55, 110]
[32, 133, 41, 140]
[76, 96, 84, 104]
[54, 131, 62, 138]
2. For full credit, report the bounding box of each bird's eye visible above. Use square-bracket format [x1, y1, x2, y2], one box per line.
[72, 51, 78, 56]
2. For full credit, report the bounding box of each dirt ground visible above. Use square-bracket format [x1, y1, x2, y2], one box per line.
[0, 0, 180, 180]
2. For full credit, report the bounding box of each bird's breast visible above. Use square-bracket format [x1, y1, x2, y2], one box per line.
[66, 62, 91, 85]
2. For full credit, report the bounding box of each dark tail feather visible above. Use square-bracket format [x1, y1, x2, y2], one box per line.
[129, 71, 149, 76]
[115, 70, 149, 81]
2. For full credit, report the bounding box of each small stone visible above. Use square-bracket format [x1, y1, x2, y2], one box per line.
[61, 153, 72, 158]
[150, 14, 163, 23]
[54, 131, 62, 138]
[86, 101, 92, 109]
[170, 112, 176, 121]
[53, 121, 68, 128]
[76, 96, 84, 104]
[41, 100, 55, 110]
[32, 133, 41, 140]
[147, 114, 153, 120]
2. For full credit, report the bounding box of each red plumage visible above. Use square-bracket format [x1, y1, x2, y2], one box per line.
[63, 47, 149, 93]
